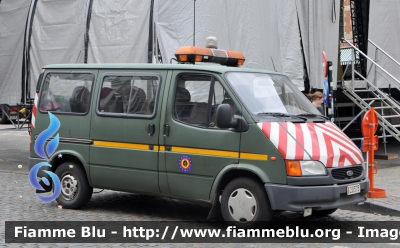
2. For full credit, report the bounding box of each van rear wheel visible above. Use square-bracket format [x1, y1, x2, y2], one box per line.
[55, 162, 93, 209]
[221, 177, 272, 228]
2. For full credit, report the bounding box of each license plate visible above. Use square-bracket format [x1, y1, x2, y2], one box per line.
[347, 184, 361, 195]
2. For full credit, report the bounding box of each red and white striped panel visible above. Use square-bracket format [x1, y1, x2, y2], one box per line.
[31, 92, 39, 129]
[258, 122, 363, 168]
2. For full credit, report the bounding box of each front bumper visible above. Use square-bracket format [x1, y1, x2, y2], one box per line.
[264, 178, 369, 211]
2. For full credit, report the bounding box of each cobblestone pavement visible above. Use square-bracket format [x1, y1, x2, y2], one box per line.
[371, 165, 400, 207]
[2, 171, 400, 248]
[2, 128, 400, 247]
[349, 140, 400, 215]
[0, 128, 30, 175]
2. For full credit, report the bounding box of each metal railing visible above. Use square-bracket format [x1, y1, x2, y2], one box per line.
[340, 39, 400, 151]
[341, 38, 400, 90]
[369, 39, 400, 68]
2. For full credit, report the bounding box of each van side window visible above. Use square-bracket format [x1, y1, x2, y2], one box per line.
[98, 75, 159, 116]
[174, 74, 240, 128]
[39, 73, 94, 114]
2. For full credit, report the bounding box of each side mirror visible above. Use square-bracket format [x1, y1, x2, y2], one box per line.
[216, 104, 234, 128]
[215, 104, 248, 132]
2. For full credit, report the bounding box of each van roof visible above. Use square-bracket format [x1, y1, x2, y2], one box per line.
[43, 63, 279, 75]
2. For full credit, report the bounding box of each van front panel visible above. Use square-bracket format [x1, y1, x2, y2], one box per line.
[238, 123, 287, 184]
[160, 71, 241, 200]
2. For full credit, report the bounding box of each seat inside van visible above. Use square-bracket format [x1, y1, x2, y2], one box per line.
[174, 86, 208, 126]
[70, 86, 90, 113]
[99, 87, 115, 111]
[127, 87, 146, 114]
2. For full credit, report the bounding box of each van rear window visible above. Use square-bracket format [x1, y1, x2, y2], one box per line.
[39, 73, 94, 114]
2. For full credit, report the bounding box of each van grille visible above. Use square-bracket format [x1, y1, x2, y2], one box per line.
[331, 166, 363, 180]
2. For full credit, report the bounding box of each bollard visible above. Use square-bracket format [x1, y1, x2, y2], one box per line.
[361, 108, 386, 198]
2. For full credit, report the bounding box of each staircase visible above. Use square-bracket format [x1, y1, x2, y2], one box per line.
[341, 39, 400, 143]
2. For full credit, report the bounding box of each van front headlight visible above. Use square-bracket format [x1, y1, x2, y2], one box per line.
[286, 160, 327, 176]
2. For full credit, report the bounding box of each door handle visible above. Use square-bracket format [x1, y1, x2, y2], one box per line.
[164, 124, 170, 137]
[148, 124, 155, 136]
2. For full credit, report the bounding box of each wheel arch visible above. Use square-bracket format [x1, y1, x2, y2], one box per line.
[49, 150, 91, 185]
[207, 164, 271, 220]
[210, 163, 271, 203]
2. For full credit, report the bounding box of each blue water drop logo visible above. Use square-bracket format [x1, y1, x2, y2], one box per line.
[29, 112, 61, 202]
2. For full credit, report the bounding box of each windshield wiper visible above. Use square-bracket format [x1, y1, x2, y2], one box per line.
[257, 112, 307, 121]
[257, 112, 290, 117]
[295, 113, 330, 120]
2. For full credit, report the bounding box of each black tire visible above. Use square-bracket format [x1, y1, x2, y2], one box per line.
[0, 105, 9, 124]
[221, 177, 272, 228]
[313, 208, 338, 216]
[55, 162, 93, 209]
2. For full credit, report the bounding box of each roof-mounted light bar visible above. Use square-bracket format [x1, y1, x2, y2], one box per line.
[174, 46, 245, 67]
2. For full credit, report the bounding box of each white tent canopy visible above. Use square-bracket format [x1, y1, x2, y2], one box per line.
[154, 0, 341, 91]
[0, 0, 342, 106]
[154, 0, 305, 89]
[87, 0, 150, 64]
[28, 0, 151, 101]
[296, 0, 340, 90]
[0, 0, 31, 104]
[367, 0, 400, 88]
[29, 0, 87, 99]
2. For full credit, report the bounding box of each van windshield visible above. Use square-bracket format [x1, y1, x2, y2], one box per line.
[225, 72, 322, 116]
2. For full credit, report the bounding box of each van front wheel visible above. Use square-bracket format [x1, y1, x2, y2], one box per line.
[55, 162, 93, 209]
[221, 177, 272, 228]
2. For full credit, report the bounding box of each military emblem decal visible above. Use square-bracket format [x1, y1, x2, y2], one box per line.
[178, 155, 192, 172]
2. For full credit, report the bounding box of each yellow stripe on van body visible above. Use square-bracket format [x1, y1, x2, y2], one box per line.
[171, 146, 239, 158]
[94, 141, 152, 151]
[93, 141, 268, 160]
[240, 153, 268, 161]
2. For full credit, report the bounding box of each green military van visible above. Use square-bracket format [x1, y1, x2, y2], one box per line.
[29, 46, 368, 227]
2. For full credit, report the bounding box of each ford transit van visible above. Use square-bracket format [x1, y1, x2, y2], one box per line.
[29, 46, 368, 227]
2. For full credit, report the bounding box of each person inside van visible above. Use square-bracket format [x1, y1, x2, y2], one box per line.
[307, 91, 324, 115]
